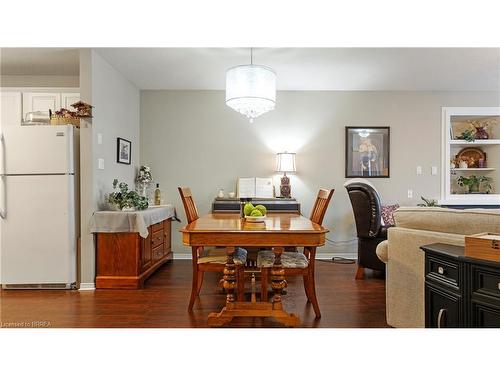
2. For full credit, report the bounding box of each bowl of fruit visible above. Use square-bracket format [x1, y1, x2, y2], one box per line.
[243, 203, 267, 222]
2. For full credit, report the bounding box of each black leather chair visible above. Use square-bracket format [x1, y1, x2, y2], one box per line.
[345, 181, 388, 279]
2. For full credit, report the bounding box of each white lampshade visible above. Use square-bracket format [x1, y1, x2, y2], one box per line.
[276, 152, 296, 173]
[225, 64, 276, 123]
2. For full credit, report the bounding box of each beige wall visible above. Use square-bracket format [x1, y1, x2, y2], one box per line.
[140, 90, 499, 256]
[79, 50, 140, 285]
[0, 75, 79, 87]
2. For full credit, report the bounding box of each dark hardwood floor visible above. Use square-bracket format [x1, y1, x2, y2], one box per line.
[0, 260, 388, 328]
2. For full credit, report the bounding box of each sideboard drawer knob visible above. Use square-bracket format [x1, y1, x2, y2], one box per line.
[438, 266, 444, 275]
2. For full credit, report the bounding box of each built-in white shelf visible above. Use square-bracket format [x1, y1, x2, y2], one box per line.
[442, 107, 500, 206]
[450, 139, 500, 145]
[451, 168, 495, 171]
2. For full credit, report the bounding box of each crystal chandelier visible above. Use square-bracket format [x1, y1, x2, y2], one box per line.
[225, 48, 276, 123]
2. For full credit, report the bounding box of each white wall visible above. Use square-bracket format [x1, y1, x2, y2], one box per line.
[91, 52, 140, 207]
[140, 90, 500, 256]
[79, 50, 140, 285]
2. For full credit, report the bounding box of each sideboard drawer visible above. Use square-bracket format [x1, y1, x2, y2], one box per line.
[426, 255, 460, 289]
[152, 221, 164, 232]
[471, 264, 500, 300]
[151, 230, 164, 248]
[152, 245, 164, 261]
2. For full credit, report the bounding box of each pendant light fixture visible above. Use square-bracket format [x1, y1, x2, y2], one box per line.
[225, 48, 277, 123]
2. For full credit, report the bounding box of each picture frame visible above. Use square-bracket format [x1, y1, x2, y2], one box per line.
[117, 137, 132, 165]
[345, 126, 390, 178]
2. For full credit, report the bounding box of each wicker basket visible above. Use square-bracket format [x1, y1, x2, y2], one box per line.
[50, 117, 80, 127]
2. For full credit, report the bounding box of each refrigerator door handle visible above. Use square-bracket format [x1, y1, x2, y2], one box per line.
[0, 132, 4, 175]
[0, 133, 6, 219]
[0, 176, 5, 219]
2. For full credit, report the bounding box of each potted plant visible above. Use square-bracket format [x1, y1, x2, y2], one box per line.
[457, 175, 492, 194]
[417, 196, 440, 207]
[459, 128, 476, 142]
[107, 179, 149, 211]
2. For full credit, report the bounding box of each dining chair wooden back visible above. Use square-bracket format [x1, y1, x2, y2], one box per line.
[259, 187, 335, 318]
[177, 186, 246, 311]
[178, 187, 199, 224]
[310, 188, 335, 225]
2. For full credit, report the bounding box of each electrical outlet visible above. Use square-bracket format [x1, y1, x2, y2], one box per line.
[431, 166, 438, 175]
[416, 166, 422, 175]
[98, 158, 104, 170]
[407, 189, 413, 198]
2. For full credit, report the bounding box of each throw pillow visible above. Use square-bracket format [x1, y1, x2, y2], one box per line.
[381, 204, 400, 226]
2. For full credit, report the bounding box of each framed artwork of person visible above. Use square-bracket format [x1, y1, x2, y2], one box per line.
[345, 127, 390, 178]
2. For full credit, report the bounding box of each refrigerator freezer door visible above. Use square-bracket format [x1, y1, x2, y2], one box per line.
[0, 174, 76, 285]
[1, 125, 74, 175]
[1, 92, 22, 126]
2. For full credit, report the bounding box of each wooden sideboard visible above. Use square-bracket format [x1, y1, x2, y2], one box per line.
[212, 197, 300, 213]
[96, 218, 172, 289]
[421, 243, 500, 328]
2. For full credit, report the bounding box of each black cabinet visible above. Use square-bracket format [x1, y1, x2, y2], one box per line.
[212, 198, 300, 213]
[426, 285, 461, 328]
[421, 243, 500, 328]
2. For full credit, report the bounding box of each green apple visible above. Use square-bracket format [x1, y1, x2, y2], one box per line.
[250, 209, 263, 217]
[244, 203, 255, 216]
[255, 204, 267, 215]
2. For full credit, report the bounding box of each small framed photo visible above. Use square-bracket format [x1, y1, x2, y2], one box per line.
[345, 127, 390, 178]
[117, 137, 132, 165]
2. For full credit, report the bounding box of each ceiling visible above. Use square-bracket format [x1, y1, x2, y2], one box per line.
[1, 48, 499, 91]
[0, 48, 79, 76]
[97, 48, 500, 91]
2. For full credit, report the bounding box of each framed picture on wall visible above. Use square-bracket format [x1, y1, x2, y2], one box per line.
[345, 127, 390, 178]
[117, 137, 132, 165]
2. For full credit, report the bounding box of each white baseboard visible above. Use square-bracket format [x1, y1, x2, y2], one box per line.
[173, 252, 356, 260]
[78, 283, 95, 291]
[173, 253, 192, 260]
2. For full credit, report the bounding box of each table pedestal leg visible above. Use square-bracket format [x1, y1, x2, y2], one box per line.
[222, 246, 236, 304]
[207, 246, 300, 328]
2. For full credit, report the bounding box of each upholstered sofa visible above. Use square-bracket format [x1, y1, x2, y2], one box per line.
[376, 207, 500, 328]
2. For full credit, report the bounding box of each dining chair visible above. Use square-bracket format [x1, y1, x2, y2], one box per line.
[178, 187, 247, 311]
[258, 188, 334, 318]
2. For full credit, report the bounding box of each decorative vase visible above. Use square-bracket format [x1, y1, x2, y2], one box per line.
[122, 206, 135, 212]
[217, 189, 225, 198]
[474, 126, 489, 140]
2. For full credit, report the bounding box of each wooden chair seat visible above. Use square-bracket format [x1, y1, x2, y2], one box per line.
[260, 188, 334, 319]
[257, 250, 308, 269]
[198, 247, 247, 265]
[178, 186, 246, 311]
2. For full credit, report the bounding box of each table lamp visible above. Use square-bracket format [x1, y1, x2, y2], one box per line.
[276, 152, 296, 198]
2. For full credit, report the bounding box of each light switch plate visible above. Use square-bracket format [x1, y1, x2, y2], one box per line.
[431, 166, 438, 175]
[98, 158, 104, 170]
[97, 133, 103, 145]
[408, 189, 413, 198]
[416, 166, 422, 175]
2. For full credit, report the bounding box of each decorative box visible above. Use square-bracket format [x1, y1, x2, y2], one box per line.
[465, 232, 500, 262]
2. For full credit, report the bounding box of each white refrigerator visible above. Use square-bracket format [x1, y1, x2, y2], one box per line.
[1, 92, 78, 289]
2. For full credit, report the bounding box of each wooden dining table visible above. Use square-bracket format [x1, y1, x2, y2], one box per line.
[181, 212, 328, 327]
